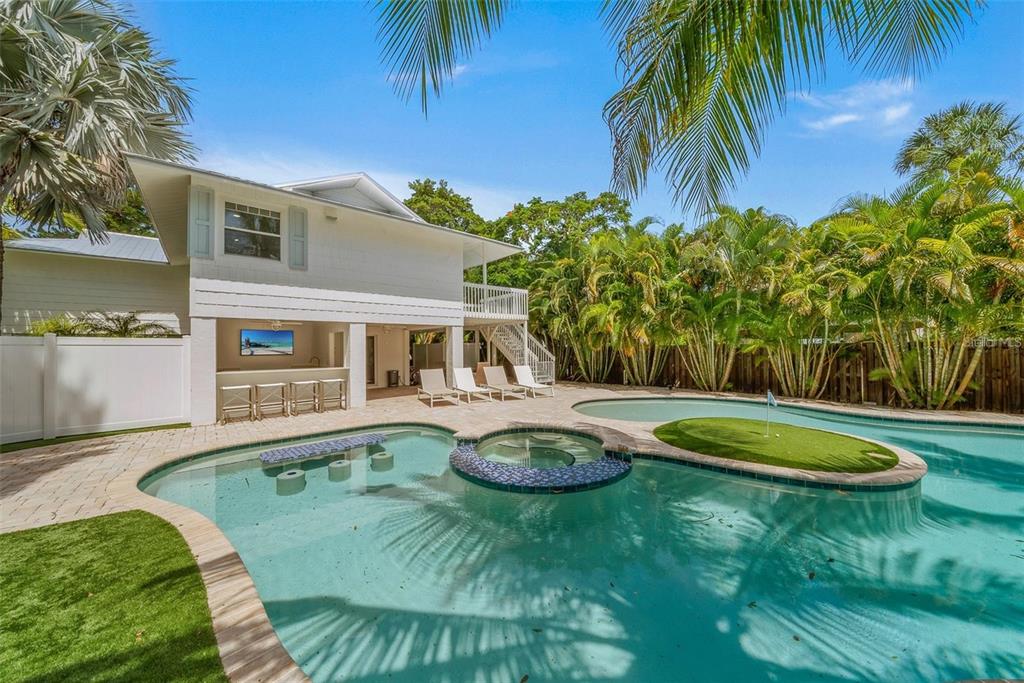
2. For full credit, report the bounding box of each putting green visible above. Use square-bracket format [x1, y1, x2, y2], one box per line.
[653, 417, 899, 473]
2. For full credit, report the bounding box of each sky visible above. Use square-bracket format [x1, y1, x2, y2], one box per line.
[133, 1, 1024, 229]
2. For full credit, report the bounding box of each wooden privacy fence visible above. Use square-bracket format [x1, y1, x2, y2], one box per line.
[595, 342, 1023, 414]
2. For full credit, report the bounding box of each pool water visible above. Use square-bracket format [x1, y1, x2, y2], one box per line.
[142, 406, 1024, 682]
[475, 431, 602, 469]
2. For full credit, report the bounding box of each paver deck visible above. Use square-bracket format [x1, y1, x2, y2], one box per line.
[2, 383, 1020, 682]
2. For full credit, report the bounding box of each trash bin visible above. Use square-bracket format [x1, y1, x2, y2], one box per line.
[387, 369, 400, 387]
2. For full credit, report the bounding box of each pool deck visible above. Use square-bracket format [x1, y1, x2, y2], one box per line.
[2, 383, 1021, 682]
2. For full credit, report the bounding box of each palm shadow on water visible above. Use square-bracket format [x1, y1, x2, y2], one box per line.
[259, 457, 1023, 682]
[154, 427, 1023, 682]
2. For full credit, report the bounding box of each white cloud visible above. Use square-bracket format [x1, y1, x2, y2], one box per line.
[882, 102, 912, 125]
[197, 147, 526, 220]
[796, 78, 916, 135]
[805, 112, 862, 131]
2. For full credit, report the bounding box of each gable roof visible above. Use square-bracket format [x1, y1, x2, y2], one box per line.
[276, 173, 424, 222]
[6, 231, 169, 264]
[125, 154, 521, 267]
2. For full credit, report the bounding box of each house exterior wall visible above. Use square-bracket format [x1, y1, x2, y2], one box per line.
[187, 176, 465, 326]
[1, 251, 190, 334]
[365, 324, 409, 387]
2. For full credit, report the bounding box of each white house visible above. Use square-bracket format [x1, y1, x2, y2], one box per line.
[1, 155, 552, 438]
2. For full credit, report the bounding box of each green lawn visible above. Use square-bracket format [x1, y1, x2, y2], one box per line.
[0, 511, 226, 682]
[653, 417, 899, 473]
[0, 423, 190, 453]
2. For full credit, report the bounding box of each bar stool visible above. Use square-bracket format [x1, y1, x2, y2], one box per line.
[220, 384, 255, 423]
[255, 382, 288, 419]
[318, 378, 348, 411]
[289, 379, 321, 415]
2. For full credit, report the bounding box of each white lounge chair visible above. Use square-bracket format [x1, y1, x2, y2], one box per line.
[453, 367, 496, 403]
[417, 368, 459, 407]
[512, 365, 554, 397]
[482, 366, 527, 401]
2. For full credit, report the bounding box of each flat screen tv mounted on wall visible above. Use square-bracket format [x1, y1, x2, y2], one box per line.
[240, 329, 294, 356]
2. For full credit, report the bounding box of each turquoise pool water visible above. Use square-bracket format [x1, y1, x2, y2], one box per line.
[142, 407, 1024, 682]
[476, 431, 602, 469]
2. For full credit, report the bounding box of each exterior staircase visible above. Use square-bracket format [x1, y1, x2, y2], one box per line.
[489, 324, 556, 384]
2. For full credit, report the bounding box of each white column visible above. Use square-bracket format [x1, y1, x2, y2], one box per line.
[347, 323, 366, 408]
[401, 328, 411, 386]
[189, 317, 217, 426]
[446, 325, 464, 385]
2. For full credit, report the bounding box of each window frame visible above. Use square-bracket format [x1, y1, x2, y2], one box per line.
[222, 200, 283, 262]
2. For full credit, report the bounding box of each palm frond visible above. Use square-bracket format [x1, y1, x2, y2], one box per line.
[375, 0, 510, 114]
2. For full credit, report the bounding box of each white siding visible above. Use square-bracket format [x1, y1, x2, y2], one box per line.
[1, 251, 189, 334]
[188, 178, 464, 321]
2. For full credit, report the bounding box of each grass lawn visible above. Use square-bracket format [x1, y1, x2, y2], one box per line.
[0, 511, 226, 682]
[653, 417, 899, 473]
[0, 423, 190, 454]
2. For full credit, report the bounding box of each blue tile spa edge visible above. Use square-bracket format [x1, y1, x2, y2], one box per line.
[449, 430, 633, 495]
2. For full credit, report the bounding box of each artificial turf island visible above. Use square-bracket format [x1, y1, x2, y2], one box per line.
[653, 417, 899, 473]
[0, 511, 226, 682]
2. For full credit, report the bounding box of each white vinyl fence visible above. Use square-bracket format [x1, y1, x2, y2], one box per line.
[1, 334, 190, 444]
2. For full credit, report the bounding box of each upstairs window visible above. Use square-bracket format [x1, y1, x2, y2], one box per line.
[224, 202, 281, 260]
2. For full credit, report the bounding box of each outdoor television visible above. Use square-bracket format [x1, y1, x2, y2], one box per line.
[240, 329, 294, 356]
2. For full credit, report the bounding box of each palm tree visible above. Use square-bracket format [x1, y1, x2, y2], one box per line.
[895, 101, 1024, 184]
[676, 206, 794, 391]
[0, 0, 193, 314]
[375, 0, 977, 213]
[745, 224, 849, 399]
[829, 178, 1023, 409]
[83, 312, 175, 338]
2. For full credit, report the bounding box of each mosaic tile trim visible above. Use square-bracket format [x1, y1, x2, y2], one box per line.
[259, 433, 387, 466]
[138, 423, 456, 488]
[449, 442, 632, 494]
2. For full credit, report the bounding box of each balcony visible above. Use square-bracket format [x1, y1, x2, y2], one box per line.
[463, 282, 528, 321]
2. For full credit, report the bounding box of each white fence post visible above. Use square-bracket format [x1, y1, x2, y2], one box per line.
[42, 333, 58, 439]
[181, 335, 192, 422]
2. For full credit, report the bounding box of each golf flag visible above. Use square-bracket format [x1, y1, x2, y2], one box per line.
[767, 390, 778, 407]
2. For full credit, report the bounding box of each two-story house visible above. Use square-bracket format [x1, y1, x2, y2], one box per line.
[1, 155, 553, 426]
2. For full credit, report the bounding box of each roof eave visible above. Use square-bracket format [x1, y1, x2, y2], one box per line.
[125, 154, 522, 262]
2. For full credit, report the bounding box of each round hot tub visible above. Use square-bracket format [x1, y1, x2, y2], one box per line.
[450, 428, 631, 494]
[475, 431, 602, 469]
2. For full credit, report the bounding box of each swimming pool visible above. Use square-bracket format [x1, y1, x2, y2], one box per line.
[141, 408, 1024, 682]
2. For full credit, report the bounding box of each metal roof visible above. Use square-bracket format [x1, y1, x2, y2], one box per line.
[6, 232, 169, 264]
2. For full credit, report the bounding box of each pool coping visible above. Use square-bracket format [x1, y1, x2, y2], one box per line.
[450, 427, 633, 493]
[100, 390, 1010, 681]
[110, 421, 459, 683]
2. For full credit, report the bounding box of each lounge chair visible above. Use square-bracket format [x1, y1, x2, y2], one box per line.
[512, 365, 554, 397]
[417, 368, 459, 407]
[482, 366, 527, 401]
[453, 367, 496, 403]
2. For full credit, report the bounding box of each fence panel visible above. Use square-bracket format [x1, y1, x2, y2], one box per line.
[565, 341, 1023, 414]
[0, 334, 190, 444]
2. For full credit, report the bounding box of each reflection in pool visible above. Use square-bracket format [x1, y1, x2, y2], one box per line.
[142, 411, 1024, 682]
[475, 431, 602, 469]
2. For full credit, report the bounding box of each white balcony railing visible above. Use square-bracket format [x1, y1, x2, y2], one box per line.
[463, 282, 528, 319]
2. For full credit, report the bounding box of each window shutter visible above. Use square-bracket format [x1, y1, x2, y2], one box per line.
[188, 185, 214, 259]
[288, 206, 308, 270]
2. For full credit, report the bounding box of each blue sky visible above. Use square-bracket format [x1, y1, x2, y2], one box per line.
[134, 1, 1024, 229]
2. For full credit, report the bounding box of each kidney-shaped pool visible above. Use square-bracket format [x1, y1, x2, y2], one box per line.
[141, 406, 1024, 682]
